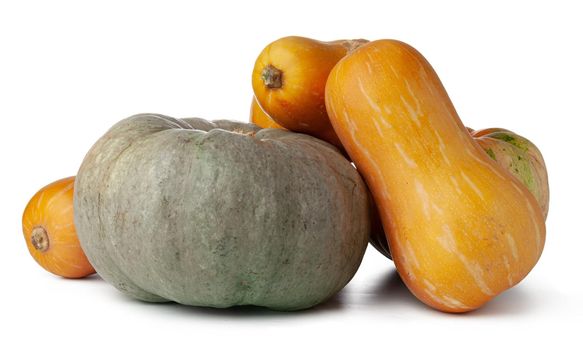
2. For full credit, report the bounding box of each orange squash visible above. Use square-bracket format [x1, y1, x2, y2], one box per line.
[252, 36, 367, 148]
[325, 40, 546, 312]
[370, 126, 550, 260]
[250, 96, 286, 129]
[22, 177, 95, 278]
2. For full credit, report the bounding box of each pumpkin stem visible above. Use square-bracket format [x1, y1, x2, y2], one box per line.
[31, 226, 50, 252]
[261, 65, 283, 89]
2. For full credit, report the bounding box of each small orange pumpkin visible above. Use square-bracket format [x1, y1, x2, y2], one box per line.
[22, 177, 95, 278]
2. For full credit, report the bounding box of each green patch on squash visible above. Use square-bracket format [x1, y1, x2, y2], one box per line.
[485, 148, 497, 160]
[490, 132, 529, 151]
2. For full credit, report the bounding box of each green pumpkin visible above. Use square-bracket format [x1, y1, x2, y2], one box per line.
[74, 114, 370, 310]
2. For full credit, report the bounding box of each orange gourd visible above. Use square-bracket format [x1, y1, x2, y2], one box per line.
[370, 126, 550, 260]
[325, 40, 546, 312]
[250, 96, 286, 129]
[252, 36, 366, 148]
[22, 177, 95, 278]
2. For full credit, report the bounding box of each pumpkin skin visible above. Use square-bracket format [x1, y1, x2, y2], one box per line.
[370, 127, 550, 260]
[22, 176, 96, 278]
[252, 36, 367, 148]
[250, 96, 286, 129]
[74, 114, 369, 311]
[325, 40, 546, 312]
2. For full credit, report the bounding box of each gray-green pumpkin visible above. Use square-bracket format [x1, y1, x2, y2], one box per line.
[74, 114, 370, 310]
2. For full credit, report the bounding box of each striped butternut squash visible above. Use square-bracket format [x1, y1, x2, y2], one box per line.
[325, 40, 546, 312]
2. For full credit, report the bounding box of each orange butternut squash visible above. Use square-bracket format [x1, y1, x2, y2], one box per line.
[252, 36, 366, 148]
[371, 126, 550, 260]
[250, 96, 286, 129]
[22, 177, 95, 278]
[325, 40, 546, 312]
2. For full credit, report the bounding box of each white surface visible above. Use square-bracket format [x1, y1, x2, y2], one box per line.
[1, 0, 581, 348]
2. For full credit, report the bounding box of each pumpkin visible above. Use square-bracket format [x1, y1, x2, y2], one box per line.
[325, 40, 546, 312]
[252, 36, 367, 148]
[22, 176, 95, 278]
[74, 114, 370, 311]
[370, 127, 550, 260]
[250, 96, 286, 129]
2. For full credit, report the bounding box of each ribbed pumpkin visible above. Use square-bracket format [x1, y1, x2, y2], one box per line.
[74, 114, 370, 310]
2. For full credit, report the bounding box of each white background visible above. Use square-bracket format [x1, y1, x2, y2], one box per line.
[1, 0, 581, 348]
